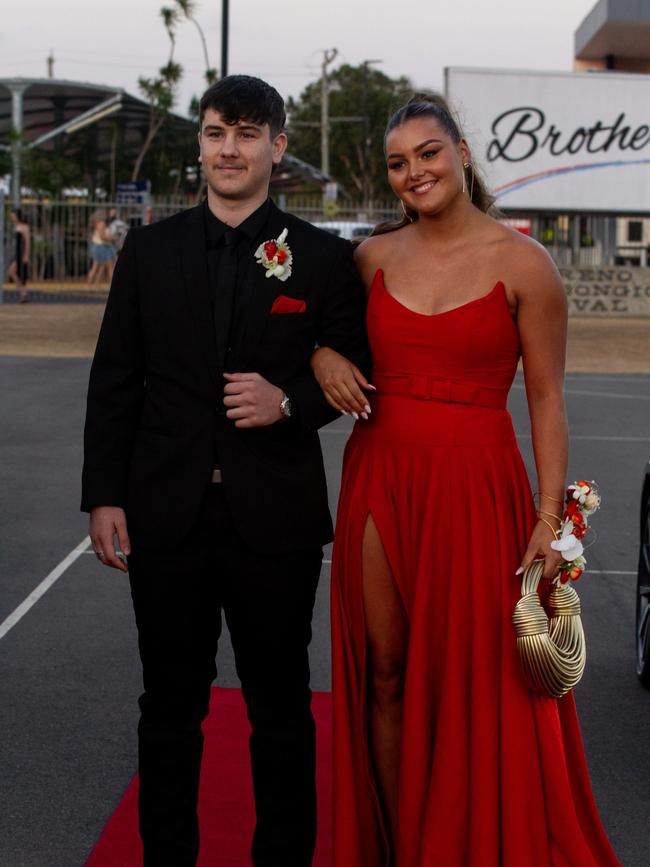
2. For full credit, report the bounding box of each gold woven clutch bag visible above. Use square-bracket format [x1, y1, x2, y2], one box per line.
[512, 559, 586, 698]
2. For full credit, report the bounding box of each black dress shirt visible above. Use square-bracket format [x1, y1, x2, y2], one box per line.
[203, 198, 297, 437]
[203, 197, 271, 347]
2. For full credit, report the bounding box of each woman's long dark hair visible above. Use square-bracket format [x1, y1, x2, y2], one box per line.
[372, 92, 494, 237]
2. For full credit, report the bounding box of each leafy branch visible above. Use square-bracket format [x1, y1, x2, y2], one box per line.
[175, 0, 218, 86]
[132, 61, 183, 181]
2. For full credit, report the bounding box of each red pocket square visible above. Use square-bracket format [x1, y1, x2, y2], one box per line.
[270, 295, 307, 314]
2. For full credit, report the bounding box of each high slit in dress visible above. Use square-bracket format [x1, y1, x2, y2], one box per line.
[331, 269, 620, 866]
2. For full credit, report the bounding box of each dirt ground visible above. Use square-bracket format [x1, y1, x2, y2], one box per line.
[0, 302, 648, 373]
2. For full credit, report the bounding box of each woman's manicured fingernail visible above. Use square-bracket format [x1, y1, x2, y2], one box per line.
[361, 412, 369, 420]
[515, 566, 524, 575]
[364, 404, 372, 413]
[367, 384, 377, 391]
[352, 412, 359, 420]
[340, 410, 349, 415]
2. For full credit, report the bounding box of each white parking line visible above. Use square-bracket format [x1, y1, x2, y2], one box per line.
[517, 434, 649, 442]
[320, 430, 648, 441]
[565, 375, 650, 383]
[0, 536, 91, 641]
[0, 547, 627, 641]
[564, 388, 650, 401]
[319, 561, 633, 575]
[512, 384, 650, 400]
[586, 569, 636, 576]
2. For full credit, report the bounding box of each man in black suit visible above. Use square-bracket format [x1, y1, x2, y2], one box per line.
[82, 75, 370, 867]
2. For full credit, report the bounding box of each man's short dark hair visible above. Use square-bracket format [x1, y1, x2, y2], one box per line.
[199, 75, 286, 137]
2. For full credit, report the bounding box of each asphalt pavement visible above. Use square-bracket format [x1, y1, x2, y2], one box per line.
[1, 357, 648, 866]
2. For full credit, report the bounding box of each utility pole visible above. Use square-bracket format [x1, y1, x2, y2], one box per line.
[47, 51, 55, 79]
[320, 48, 338, 177]
[9, 83, 28, 208]
[221, 0, 229, 78]
[361, 59, 381, 206]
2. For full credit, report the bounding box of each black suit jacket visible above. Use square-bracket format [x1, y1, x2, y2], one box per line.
[81, 201, 370, 554]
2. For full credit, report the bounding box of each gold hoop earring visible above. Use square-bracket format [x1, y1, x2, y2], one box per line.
[400, 200, 414, 223]
[463, 162, 475, 201]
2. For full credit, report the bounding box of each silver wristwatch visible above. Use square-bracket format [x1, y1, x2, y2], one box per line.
[279, 392, 292, 419]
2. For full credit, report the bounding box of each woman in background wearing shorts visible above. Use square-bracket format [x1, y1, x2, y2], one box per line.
[88, 210, 116, 286]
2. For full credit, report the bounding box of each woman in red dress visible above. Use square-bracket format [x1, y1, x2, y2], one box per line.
[312, 95, 620, 866]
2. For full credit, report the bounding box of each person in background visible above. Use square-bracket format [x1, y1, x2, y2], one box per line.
[106, 207, 129, 252]
[8, 208, 30, 303]
[87, 210, 117, 286]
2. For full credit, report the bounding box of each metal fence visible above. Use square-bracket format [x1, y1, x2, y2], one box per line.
[1, 196, 197, 283]
[2, 196, 648, 285]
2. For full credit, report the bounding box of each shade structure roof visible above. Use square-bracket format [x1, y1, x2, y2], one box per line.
[0, 77, 328, 191]
[575, 0, 650, 60]
[0, 77, 195, 159]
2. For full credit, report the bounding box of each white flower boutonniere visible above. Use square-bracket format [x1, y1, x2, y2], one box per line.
[254, 228, 293, 282]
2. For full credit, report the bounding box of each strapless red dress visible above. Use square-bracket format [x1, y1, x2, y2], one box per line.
[331, 269, 619, 866]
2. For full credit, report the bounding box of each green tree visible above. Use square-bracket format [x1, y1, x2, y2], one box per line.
[138, 113, 198, 194]
[22, 148, 80, 195]
[161, 6, 181, 62]
[162, 1, 217, 198]
[132, 60, 184, 181]
[287, 63, 414, 201]
[174, 0, 218, 85]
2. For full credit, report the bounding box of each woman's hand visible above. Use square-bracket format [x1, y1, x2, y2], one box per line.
[311, 346, 375, 418]
[517, 519, 563, 581]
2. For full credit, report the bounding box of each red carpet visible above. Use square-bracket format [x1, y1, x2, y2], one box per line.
[86, 687, 332, 867]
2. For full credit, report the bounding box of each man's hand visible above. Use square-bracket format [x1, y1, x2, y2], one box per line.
[223, 372, 284, 428]
[89, 506, 131, 572]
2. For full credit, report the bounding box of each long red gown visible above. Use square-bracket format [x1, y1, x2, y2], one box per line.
[331, 269, 620, 866]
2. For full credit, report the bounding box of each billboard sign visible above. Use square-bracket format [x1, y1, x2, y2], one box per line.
[445, 68, 650, 213]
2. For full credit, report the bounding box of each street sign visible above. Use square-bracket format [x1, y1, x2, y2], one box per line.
[116, 180, 151, 206]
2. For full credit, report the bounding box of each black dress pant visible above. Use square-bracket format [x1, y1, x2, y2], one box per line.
[128, 484, 323, 867]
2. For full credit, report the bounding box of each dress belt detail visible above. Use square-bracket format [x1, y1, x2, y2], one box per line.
[373, 373, 508, 409]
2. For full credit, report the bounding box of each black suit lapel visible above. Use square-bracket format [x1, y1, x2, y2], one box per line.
[179, 206, 219, 389]
[236, 202, 291, 367]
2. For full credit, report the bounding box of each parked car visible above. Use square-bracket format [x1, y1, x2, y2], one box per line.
[636, 459, 650, 687]
[311, 221, 375, 242]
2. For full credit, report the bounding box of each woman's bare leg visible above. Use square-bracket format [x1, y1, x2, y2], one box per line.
[362, 514, 409, 860]
[87, 261, 99, 286]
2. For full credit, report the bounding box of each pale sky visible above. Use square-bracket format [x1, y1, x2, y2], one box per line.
[1, 0, 598, 117]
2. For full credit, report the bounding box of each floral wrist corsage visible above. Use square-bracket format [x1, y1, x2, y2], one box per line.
[549, 480, 601, 582]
